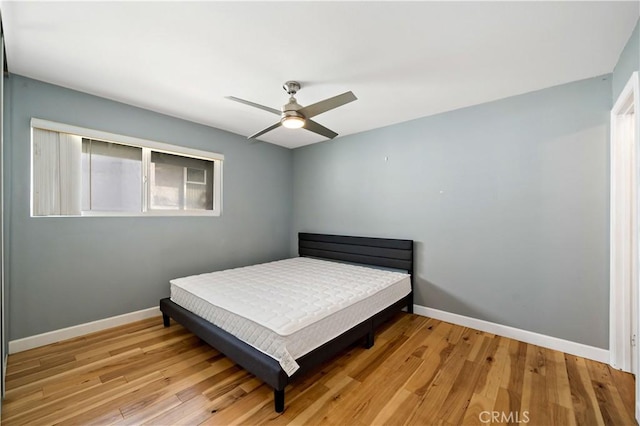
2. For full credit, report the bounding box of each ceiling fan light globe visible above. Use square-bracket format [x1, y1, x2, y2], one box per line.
[281, 116, 305, 129]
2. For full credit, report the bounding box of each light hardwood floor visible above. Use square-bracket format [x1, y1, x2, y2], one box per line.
[2, 313, 635, 425]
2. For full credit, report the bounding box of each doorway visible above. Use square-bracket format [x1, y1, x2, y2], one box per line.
[610, 71, 639, 421]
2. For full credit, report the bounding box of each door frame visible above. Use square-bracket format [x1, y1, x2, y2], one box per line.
[609, 71, 640, 420]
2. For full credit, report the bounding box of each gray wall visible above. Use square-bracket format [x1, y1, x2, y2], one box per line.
[4, 75, 293, 340]
[613, 18, 639, 102]
[292, 75, 611, 349]
[5, 24, 631, 347]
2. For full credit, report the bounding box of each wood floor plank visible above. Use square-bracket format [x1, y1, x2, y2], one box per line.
[505, 339, 527, 401]
[4, 348, 142, 401]
[461, 393, 495, 426]
[349, 333, 409, 382]
[565, 354, 606, 426]
[404, 327, 481, 425]
[470, 335, 506, 402]
[608, 364, 636, 420]
[285, 376, 358, 426]
[0, 388, 44, 418]
[41, 375, 102, 400]
[201, 369, 253, 402]
[548, 402, 578, 426]
[404, 321, 457, 396]
[116, 361, 220, 418]
[3, 313, 635, 426]
[3, 375, 131, 425]
[520, 344, 550, 426]
[331, 355, 423, 425]
[6, 317, 161, 365]
[113, 394, 183, 426]
[200, 383, 272, 426]
[249, 381, 331, 425]
[276, 361, 363, 425]
[545, 348, 571, 409]
[74, 324, 176, 361]
[586, 359, 636, 426]
[492, 387, 522, 425]
[142, 394, 213, 426]
[99, 336, 201, 382]
[22, 358, 205, 425]
[175, 360, 238, 402]
[436, 359, 485, 424]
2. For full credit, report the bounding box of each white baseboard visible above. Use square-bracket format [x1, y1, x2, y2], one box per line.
[413, 305, 610, 364]
[7, 303, 610, 364]
[8, 307, 161, 354]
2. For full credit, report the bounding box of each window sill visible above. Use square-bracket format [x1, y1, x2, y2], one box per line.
[31, 210, 221, 218]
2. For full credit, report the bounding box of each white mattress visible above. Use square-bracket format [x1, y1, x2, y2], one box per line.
[170, 257, 411, 376]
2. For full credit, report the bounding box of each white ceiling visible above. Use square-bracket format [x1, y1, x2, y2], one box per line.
[1, 1, 638, 149]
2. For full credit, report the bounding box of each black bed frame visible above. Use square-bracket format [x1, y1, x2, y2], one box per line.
[159, 232, 414, 413]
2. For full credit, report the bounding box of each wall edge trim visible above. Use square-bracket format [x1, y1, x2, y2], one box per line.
[414, 304, 610, 364]
[7, 303, 610, 364]
[8, 306, 161, 354]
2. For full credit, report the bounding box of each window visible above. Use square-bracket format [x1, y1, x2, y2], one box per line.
[149, 151, 214, 211]
[31, 118, 223, 217]
[82, 139, 143, 212]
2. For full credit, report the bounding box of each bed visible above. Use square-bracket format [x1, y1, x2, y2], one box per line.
[159, 232, 414, 412]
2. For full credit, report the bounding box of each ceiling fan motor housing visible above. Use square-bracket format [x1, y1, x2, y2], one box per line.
[280, 108, 305, 128]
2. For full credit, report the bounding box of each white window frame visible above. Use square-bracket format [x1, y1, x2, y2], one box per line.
[30, 118, 223, 217]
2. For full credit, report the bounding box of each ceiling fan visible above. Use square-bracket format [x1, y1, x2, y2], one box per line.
[226, 81, 357, 140]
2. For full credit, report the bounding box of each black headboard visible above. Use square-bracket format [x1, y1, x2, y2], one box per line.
[298, 233, 413, 274]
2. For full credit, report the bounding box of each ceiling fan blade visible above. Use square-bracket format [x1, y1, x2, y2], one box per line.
[298, 91, 357, 119]
[304, 119, 338, 139]
[248, 122, 282, 139]
[226, 96, 281, 115]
